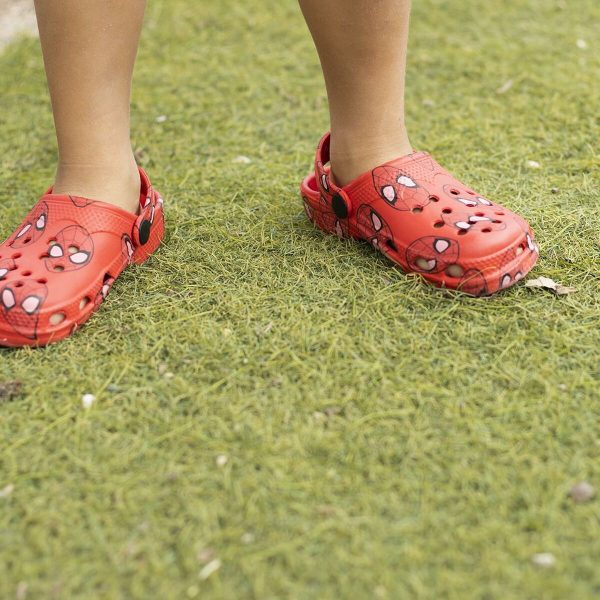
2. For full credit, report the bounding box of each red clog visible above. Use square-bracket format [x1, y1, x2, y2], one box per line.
[301, 133, 539, 296]
[0, 168, 164, 347]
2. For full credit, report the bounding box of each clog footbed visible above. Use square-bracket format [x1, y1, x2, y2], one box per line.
[0, 167, 164, 347]
[301, 132, 539, 296]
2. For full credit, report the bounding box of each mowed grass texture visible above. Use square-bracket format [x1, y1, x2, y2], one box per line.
[1, 0, 599, 598]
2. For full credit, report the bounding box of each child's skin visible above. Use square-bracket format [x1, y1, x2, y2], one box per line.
[33, 0, 412, 212]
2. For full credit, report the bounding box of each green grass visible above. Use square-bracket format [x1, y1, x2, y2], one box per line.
[1, 0, 599, 598]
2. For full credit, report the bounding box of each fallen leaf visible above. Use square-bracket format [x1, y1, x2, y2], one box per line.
[233, 155, 252, 164]
[531, 552, 556, 568]
[576, 39, 587, 49]
[525, 277, 576, 295]
[526, 160, 541, 169]
[551, 187, 559, 194]
[199, 559, 221, 580]
[0, 380, 22, 403]
[81, 393, 95, 409]
[155, 115, 167, 123]
[496, 79, 514, 94]
[215, 454, 228, 467]
[569, 481, 595, 503]
[0, 483, 14, 498]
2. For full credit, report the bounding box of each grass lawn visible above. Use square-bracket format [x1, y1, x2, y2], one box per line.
[1, 0, 599, 597]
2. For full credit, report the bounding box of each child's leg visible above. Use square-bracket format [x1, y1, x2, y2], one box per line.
[298, 0, 412, 186]
[33, 0, 146, 212]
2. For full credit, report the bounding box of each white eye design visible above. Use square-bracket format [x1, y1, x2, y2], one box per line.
[501, 274, 512, 288]
[21, 295, 41, 314]
[16, 223, 32, 238]
[70, 251, 90, 265]
[0, 268, 8, 279]
[468, 216, 491, 223]
[458, 198, 477, 207]
[149, 206, 155, 224]
[371, 212, 383, 231]
[382, 185, 396, 203]
[1, 288, 16, 309]
[434, 239, 450, 253]
[397, 175, 416, 188]
[456, 221, 471, 230]
[321, 174, 329, 192]
[126, 240, 134, 257]
[144, 196, 151, 208]
[49, 244, 64, 258]
[335, 221, 344, 238]
[526, 233, 535, 252]
[478, 197, 492, 206]
[36, 214, 46, 230]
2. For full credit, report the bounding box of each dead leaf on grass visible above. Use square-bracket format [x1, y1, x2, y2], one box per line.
[0, 380, 22, 403]
[525, 277, 576, 295]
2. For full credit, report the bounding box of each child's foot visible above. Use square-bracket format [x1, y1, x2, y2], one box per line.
[301, 132, 539, 296]
[52, 154, 141, 214]
[0, 167, 164, 347]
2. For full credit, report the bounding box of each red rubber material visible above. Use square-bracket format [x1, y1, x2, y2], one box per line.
[0, 168, 164, 347]
[300, 132, 539, 296]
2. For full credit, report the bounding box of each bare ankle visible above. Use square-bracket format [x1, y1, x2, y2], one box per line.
[53, 155, 141, 213]
[329, 126, 413, 187]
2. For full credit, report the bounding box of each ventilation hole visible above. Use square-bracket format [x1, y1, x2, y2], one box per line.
[446, 264, 464, 278]
[475, 212, 485, 217]
[416, 257, 434, 270]
[53, 265, 64, 272]
[48, 238, 57, 245]
[68, 245, 79, 254]
[79, 297, 91, 310]
[386, 239, 397, 252]
[21, 270, 32, 276]
[495, 211, 505, 216]
[433, 221, 444, 228]
[10, 263, 18, 271]
[39, 254, 49, 260]
[11, 253, 21, 259]
[450, 189, 460, 195]
[442, 208, 452, 214]
[466, 190, 476, 196]
[458, 229, 468, 236]
[50, 312, 66, 326]
[23, 238, 32, 245]
[412, 207, 423, 214]
[429, 195, 439, 203]
[37, 278, 47, 284]
[492, 220, 502, 224]
[482, 228, 492, 233]
[14, 281, 24, 288]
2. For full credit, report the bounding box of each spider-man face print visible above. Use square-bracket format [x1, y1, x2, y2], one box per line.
[0, 258, 16, 281]
[94, 275, 115, 309]
[69, 195, 95, 208]
[498, 247, 524, 290]
[303, 197, 314, 222]
[356, 205, 393, 251]
[9, 201, 48, 248]
[406, 236, 460, 273]
[122, 234, 135, 265]
[526, 232, 539, 254]
[372, 165, 429, 211]
[45, 225, 94, 272]
[0, 280, 48, 340]
[458, 269, 488, 297]
[446, 213, 506, 233]
[443, 185, 493, 208]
